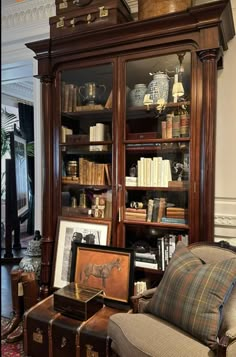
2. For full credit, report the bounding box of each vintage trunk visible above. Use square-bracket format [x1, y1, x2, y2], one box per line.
[50, 0, 133, 39]
[53, 283, 103, 321]
[23, 295, 60, 357]
[55, 0, 131, 17]
[79, 305, 131, 357]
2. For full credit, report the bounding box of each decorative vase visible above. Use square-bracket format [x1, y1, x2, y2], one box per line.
[19, 230, 42, 280]
[129, 84, 147, 107]
[147, 72, 169, 104]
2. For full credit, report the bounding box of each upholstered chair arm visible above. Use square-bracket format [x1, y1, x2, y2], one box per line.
[130, 288, 157, 313]
[218, 328, 236, 357]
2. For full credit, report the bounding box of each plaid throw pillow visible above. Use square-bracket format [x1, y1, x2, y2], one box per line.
[145, 241, 236, 350]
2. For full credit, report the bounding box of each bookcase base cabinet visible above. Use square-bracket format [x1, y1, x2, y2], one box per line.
[26, 0, 235, 297]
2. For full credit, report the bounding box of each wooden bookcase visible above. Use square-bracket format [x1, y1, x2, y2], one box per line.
[26, 1, 235, 296]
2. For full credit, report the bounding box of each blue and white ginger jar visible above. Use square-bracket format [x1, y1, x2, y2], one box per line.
[129, 84, 147, 107]
[147, 72, 169, 104]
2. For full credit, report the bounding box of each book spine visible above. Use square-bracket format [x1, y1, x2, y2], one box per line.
[161, 217, 187, 224]
[135, 261, 158, 270]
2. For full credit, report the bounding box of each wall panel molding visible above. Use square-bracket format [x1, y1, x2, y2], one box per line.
[214, 197, 236, 244]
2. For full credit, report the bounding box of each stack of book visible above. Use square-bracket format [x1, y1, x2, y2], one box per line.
[125, 208, 147, 222]
[62, 82, 81, 112]
[61, 126, 73, 143]
[166, 207, 188, 219]
[135, 252, 158, 270]
[125, 176, 138, 186]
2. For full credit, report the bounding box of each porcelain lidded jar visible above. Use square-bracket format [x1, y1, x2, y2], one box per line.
[129, 83, 147, 107]
[19, 230, 42, 280]
[147, 72, 169, 104]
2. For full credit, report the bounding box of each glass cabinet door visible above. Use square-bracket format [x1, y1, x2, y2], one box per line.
[123, 52, 191, 273]
[59, 63, 113, 222]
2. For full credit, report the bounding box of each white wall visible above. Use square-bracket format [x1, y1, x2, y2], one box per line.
[214, 2, 236, 244]
[1, 0, 236, 244]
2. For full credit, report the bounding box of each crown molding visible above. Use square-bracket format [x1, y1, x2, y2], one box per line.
[2, 82, 34, 103]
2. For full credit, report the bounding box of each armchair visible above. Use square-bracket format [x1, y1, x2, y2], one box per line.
[107, 241, 236, 357]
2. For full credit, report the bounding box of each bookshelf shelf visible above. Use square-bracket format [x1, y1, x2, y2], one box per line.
[123, 220, 189, 230]
[125, 187, 188, 191]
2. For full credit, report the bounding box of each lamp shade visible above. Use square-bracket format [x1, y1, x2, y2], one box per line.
[172, 82, 184, 98]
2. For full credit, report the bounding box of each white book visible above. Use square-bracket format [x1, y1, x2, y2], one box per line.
[157, 157, 163, 187]
[146, 158, 152, 186]
[161, 238, 165, 271]
[137, 160, 141, 186]
[135, 252, 157, 259]
[95, 123, 105, 151]
[89, 126, 95, 151]
[150, 158, 154, 186]
[61, 126, 66, 143]
[169, 235, 176, 258]
[140, 157, 145, 186]
[152, 157, 158, 186]
[135, 261, 158, 270]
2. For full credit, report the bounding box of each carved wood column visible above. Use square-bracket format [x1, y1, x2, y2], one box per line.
[197, 48, 221, 242]
[39, 74, 55, 298]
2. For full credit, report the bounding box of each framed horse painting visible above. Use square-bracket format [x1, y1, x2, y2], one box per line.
[51, 217, 111, 289]
[70, 243, 135, 305]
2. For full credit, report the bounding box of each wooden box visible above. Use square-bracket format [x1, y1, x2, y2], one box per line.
[126, 131, 159, 140]
[53, 283, 103, 321]
[50, 0, 133, 39]
[23, 295, 60, 357]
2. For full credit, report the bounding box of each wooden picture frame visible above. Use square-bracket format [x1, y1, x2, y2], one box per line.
[51, 216, 111, 289]
[70, 243, 135, 304]
[10, 131, 29, 218]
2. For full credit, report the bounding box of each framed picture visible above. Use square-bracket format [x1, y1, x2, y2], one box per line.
[52, 216, 111, 289]
[10, 131, 29, 218]
[70, 243, 135, 304]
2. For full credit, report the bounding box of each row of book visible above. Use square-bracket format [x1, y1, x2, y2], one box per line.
[62, 83, 81, 113]
[136, 157, 172, 187]
[79, 158, 111, 185]
[134, 234, 189, 271]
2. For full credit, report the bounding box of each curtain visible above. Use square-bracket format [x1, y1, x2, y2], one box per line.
[18, 103, 34, 234]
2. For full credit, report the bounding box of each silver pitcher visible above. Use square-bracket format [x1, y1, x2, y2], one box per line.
[79, 82, 106, 105]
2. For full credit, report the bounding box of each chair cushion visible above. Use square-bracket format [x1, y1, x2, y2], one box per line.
[108, 313, 215, 357]
[145, 241, 236, 350]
